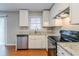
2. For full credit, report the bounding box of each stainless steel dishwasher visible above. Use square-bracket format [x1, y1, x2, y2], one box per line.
[17, 34, 28, 50]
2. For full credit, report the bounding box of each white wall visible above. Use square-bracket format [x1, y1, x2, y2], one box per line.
[29, 11, 42, 16]
[0, 17, 5, 45]
[7, 12, 19, 45]
[0, 11, 43, 45]
[0, 12, 19, 45]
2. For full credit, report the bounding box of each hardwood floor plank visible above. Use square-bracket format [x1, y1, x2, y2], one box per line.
[0, 45, 56, 56]
[0, 45, 48, 56]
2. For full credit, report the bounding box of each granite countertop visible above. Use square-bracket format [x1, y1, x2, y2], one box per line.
[57, 42, 79, 56]
[17, 31, 60, 36]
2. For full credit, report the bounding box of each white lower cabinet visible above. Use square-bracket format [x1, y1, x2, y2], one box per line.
[57, 45, 72, 56]
[28, 35, 47, 49]
[29, 37, 41, 49]
[41, 36, 47, 49]
[42, 10, 50, 27]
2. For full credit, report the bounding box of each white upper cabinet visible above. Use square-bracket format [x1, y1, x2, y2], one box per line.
[42, 10, 62, 27]
[50, 3, 69, 19]
[19, 10, 29, 26]
[42, 10, 50, 27]
[50, 3, 69, 26]
[70, 3, 79, 24]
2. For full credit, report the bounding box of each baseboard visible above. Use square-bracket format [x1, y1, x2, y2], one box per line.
[5, 44, 16, 46]
[28, 48, 46, 50]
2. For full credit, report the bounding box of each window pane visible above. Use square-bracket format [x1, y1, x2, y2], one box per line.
[30, 18, 41, 23]
[36, 18, 41, 23]
[30, 24, 36, 29]
[30, 16, 41, 30]
[30, 18, 36, 23]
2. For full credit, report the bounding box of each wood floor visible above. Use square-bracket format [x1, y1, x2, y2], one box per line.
[0, 45, 56, 56]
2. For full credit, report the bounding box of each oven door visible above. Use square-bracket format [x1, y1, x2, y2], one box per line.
[48, 38, 57, 56]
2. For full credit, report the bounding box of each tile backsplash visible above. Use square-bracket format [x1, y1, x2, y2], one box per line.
[18, 26, 61, 35]
[19, 26, 29, 30]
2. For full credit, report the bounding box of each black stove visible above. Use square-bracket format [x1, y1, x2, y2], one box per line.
[48, 36, 59, 56]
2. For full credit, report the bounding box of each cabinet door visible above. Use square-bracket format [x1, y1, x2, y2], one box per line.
[50, 3, 69, 18]
[19, 10, 29, 26]
[42, 10, 50, 27]
[50, 3, 59, 19]
[70, 3, 79, 24]
[28, 38, 36, 49]
[29, 39, 41, 49]
[41, 36, 46, 49]
[35, 39, 41, 49]
[35, 36, 42, 48]
[28, 36, 35, 49]
[57, 3, 69, 14]
[28, 36, 41, 49]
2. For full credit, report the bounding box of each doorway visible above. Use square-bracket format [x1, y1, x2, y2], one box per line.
[0, 17, 6, 45]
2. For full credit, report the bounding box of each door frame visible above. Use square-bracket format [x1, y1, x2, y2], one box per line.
[4, 16, 7, 45]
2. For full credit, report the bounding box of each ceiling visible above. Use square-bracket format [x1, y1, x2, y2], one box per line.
[0, 3, 53, 12]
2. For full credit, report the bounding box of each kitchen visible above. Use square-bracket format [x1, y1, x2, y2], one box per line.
[0, 3, 79, 56]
